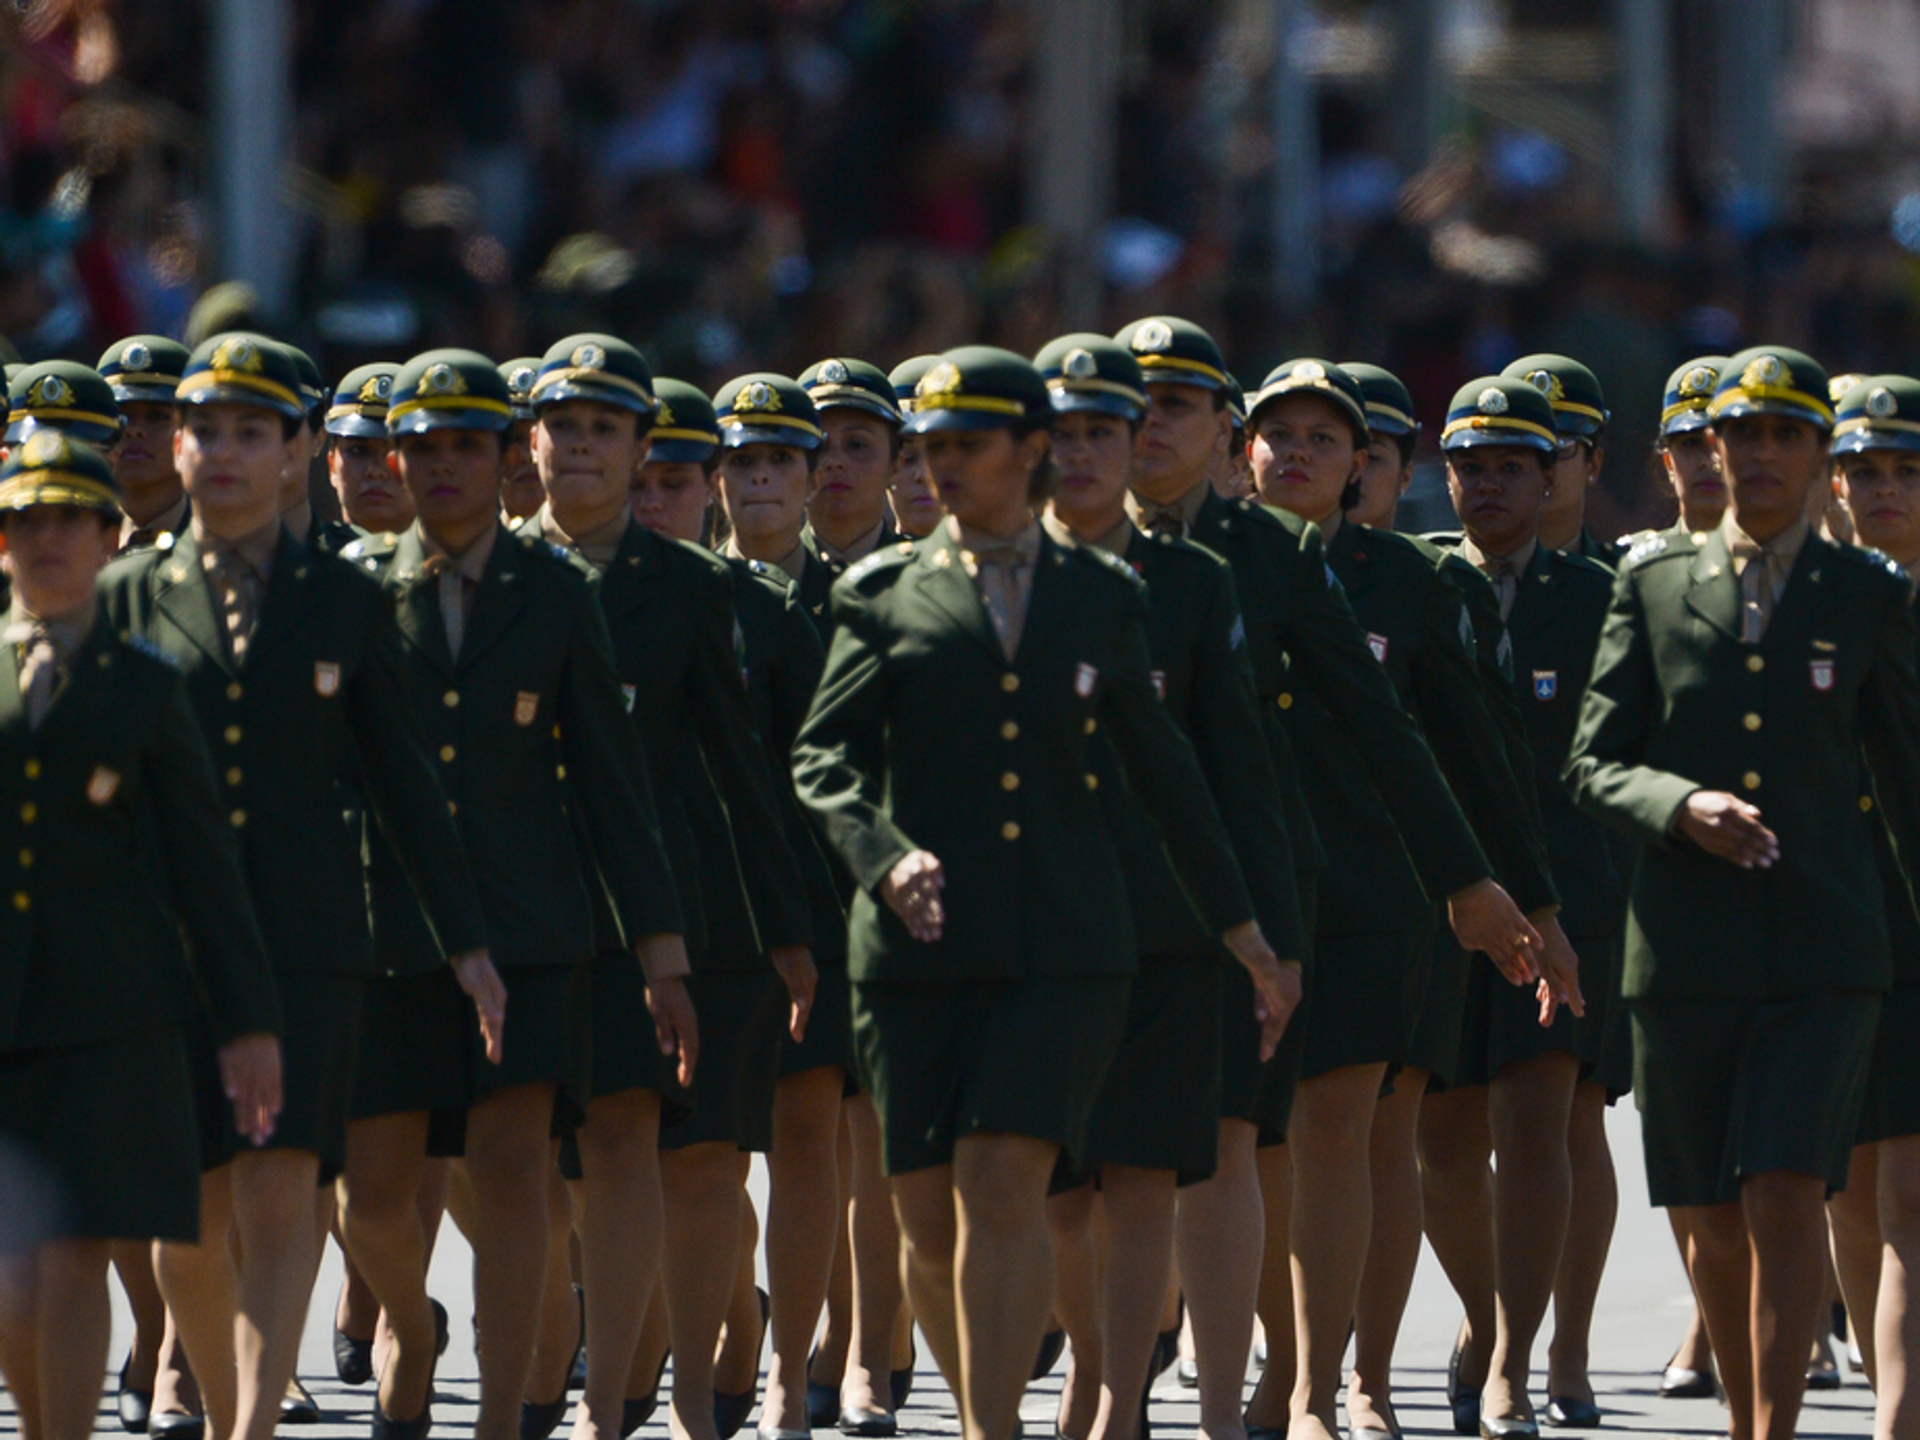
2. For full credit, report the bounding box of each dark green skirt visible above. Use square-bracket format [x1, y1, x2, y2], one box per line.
[1479, 930, 1619, 1080]
[0, 1027, 200, 1248]
[1633, 990, 1880, 1208]
[198, 971, 362, 1182]
[1079, 955, 1221, 1184]
[780, 960, 855, 1089]
[1301, 931, 1417, 1081]
[661, 969, 785, 1153]
[1858, 983, 1920, 1146]
[1407, 929, 1471, 1088]
[852, 974, 1130, 1177]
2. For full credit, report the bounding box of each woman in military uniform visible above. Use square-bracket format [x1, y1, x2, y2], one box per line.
[1656, 359, 1730, 537]
[1567, 346, 1920, 1440]
[497, 359, 547, 522]
[884, 357, 942, 540]
[1244, 360, 1575, 1440]
[99, 336, 194, 555]
[0, 434, 282, 1440]
[1825, 373, 1920, 1440]
[794, 346, 1284, 1440]
[1033, 333, 1303, 1440]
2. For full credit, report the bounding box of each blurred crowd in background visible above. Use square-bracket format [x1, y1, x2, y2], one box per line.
[8, 0, 1920, 534]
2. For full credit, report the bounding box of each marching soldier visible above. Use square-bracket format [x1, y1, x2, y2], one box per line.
[796, 357, 903, 637]
[100, 334, 497, 1440]
[99, 337, 194, 553]
[323, 364, 410, 537]
[1655, 358, 1729, 536]
[0, 433, 281, 1440]
[5, 361, 123, 461]
[497, 359, 546, 522]
[1566, 345, 1920, 1440]
[1500, 356, 1610, 563]
[885, 357, 942, 540]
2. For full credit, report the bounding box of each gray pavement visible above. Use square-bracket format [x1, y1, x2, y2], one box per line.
[5, 1104, 1876, 1438]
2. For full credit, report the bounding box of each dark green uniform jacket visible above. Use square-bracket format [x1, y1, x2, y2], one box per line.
[102, 528, 488, 976]
[1327, 521, 1557, 916]
[798, 519, 899, 644]
[1566, 527, 1920, 998]
[526, 517, 812, 961]
[793, 528, 1254, 985]
[354, 524, 682, 970]
[1086, 526, 1304, 963]
[1186, 492, 1492, 937]
[0, 623, 281, 1051]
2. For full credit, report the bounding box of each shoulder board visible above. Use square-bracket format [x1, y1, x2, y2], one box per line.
[747, 559, 773, 577]
[120, 632, 180, 669]
[1835, 541, 1912, 581]
[1074, 542, 1144, 586]
[153, 530, 176, 551]
[1421, 529, 1465, 548]
[1620, 533, 1673, 569]
[1547, 547, 1616, 580]
[340, 533, 398, 562]
[845, 544, 914, 585]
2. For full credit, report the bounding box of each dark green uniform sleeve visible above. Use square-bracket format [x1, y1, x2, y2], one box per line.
[1409, 570, 1559, 915]
[1098, 588, 1255, 937]
[558, 585, 685, 943]
[688, 568, 813, 950]
[346, 606, 492, 960]
[1184, 562, 1305, 960]
[1289, 523, 1493, 898]
[794, 585, 916, 893]
[148, 679, 283, 1043]
[1564, 571, 1699, 845]
[1858, 582, 1920, 905]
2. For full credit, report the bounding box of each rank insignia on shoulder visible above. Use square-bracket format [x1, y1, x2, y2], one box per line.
[896, 540, 915, 555]
[1622, 534, 1668, 567]
[154, 532, 176, 551]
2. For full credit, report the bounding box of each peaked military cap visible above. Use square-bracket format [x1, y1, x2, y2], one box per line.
[889, 355, 940, 417]
[387, 349, 514, 435]
[282, 343, 329, 428]
[714, 373, 823, 449]
[325, 363, 400, 439]
[1248, 358, 1370, 443]
[178, 332, 306, 422]
[648, 378, 721, 464]
[499, 357, 541, 422]
[799, 357, 902, 424]
[904, 348, 1049, 435]
[3, 364, 20, 388]
[1340, 362, 1420, 439]
[1224, 373, 1248, 431]
[1660, 356, 1727, 437]
[1113, 316, 1230, 391]
[531, 334, 657, 421]
[6, 361, 122, 446]
[1832, 375, 1920, 457]
[98, 336, 191, 405]
[1440, 376, 1560, 454]
[1830, 373, 1866, 408]
[1033, 334, 1147, 420]
[1502, 354, 1609, 439]
[1707, 346, 1834, 432]
[0, 426, 120, 514]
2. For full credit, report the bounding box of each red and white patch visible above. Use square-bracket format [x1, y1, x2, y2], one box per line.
[1367, 632, 1389, 664]
[1810, 658, 1835, 692]
[514, 691, 540, 726]
[86, 765, 120, 805]
[314, 661, 340, 697]
[1075, 663, 1098, 698]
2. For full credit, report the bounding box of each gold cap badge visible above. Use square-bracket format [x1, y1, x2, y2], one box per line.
[1131, 320, 1173, 354]
[211, 337, 261, 374]
[1477, 387, 1509, 415]
[570, 343, 606, 371]
[122, 343, 152, 372]
[25, 375, 71, 408]
[1063, 348, 1098, 380]
[1868, 387, 1899, 420]
[421, 363, 467, 397]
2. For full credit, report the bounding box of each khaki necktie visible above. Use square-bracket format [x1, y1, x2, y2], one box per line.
[972, 544, 1031, 662]
[208, 550, 262, 664]
[6, 623, 59, 731]
[422, 556, 473, 659]
[1729, 539, 1778, 644]
[1140, 505, 1186, 540]
[1485, 555, 1519, 623]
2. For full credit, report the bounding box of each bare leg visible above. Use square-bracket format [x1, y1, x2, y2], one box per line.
[889, 1168, 960, 1399]
[1874, 1134, 1920, 1440]
[812, 1114, 856, 1398]
[571, 1088, 665, 1440]
[1547, 1081, 1617, 1407]
[225, 1149, 326, 1440]
[1418, 1085, 1495, 1396]
[1350, 1071, 1426, 1436]
[525, 1160, 580, 1410]
[1745, 1170, 1833, 1440]
[627, 1288, 670, 1403]
[465, 1084, 562, 1440]
[150, 1299, 201, 1420]
[157, 1170, 240, 1440]
[951, 1133, 1061, 1440]
[0, 1247, 47, 1438]
[1829, 1143, 1883, 1388]
[843, 1096, 907, 1416]
[338, 1112, 437, 1421]
[1243, 1144, 1292, 1433]
[113, 1239, 168, 1395]
[1093, 1167, 1177, 1440]
[1672, 1203, 1755, 1440]
[34, 1239, 115, 1440]
[661, 1141, 747, 1440]
[1482, 1053, 1578, 1427]
[714, 1178, 762, 1394]
[1046, 1184, 1104, 1440]
[1665, 1207, 1716, 1382]
[1289, 1064, 1389, 1440]
[765, 1067, 845, 1432]
[1180, 1119, 1266, 1440]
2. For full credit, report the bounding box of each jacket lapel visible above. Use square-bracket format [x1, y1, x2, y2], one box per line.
[1505, 543, 1567, 647]
[912, 530, 1005, 665]
[1010, 533, 1073, 671]
[453, 527, 528, 674]
[1759, 532, 1839, 656]
[0, 632, 25, 739]
[242, 530, 316, 670]
[151, 530, 236, 675]
[388, 529, 457, 677]
[1683, 528, 1745, 642]
[1326, 522, 1377, 603]
[597, 520, 659, 625]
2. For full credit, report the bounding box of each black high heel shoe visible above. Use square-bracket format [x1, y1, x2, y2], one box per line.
[117, 1354, 154, 1433]
[521, 1289, 585, 1440]
[1448, 1333, 1483, 1438]
[713, 1288, 770, 1440]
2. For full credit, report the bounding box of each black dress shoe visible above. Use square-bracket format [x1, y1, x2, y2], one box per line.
[1244, 1426, 1286, 1440]
[522, 1286, 586, 1440]
[148, 1413, 204, 1440]
[1657, 1365, 1714, 1400]
[1544, 1398, 1600, 1429]
[372, 1397, 433, 1440]
[1031, 1329, 1066, 1381]
[1806, 1364, 1843, 1392]
[1479, 1419, 1539, 1440]
[432, 1298, 450, 1360]
[280, 1380, 322, 1425]
[807, 1345, 841, 1430]
[118, 1355, 153, 1433]
[838, 1409, 897, 1438]
[713, 1288, 769, 1440]
[890, 1336, 916, 1413]
[336, 1329, 375, 1387]
[621, 1397, 656, 1440]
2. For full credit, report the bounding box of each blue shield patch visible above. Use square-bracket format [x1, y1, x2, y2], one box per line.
[1533, 669, 1558, 701]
